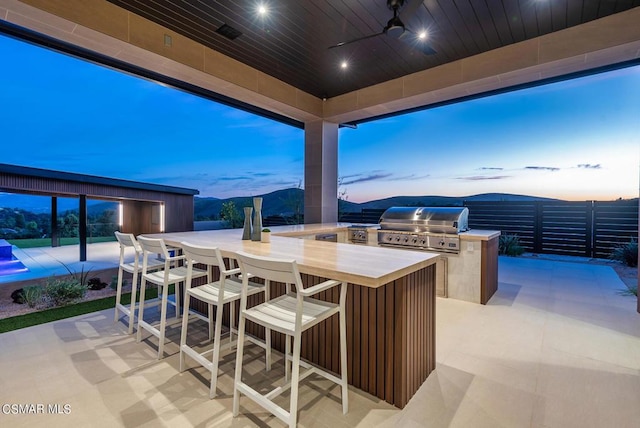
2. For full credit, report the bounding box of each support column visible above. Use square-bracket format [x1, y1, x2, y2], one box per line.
[304, 120, 339, 224]
[79, 194, 87, 262]
[51, 196, 59, 247]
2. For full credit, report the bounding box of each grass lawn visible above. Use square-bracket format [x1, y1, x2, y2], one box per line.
[0, 286, 165, 334]
[7, 236, 116, 248]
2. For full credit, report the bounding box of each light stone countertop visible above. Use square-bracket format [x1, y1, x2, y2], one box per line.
[145, 223, 439, 288]
[459, 229, 501, 240]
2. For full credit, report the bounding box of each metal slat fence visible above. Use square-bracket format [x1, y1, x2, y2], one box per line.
[463, 200, 638, 258]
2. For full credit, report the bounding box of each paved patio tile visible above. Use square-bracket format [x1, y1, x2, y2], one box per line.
[0, 256, 638, 427]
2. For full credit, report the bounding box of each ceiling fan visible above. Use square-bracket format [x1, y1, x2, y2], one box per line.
[328, 0, 436, 55]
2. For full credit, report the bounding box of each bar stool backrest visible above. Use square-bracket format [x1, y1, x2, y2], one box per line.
[115, 231, 141, 252]
[137, 236, 169, 259]
[235, 251, 303, 290]
[181, 242, 225, 270]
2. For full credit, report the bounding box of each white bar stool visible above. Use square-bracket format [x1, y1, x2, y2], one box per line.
[136, 236, 207, 359]
[113, 231, 163, 334]
[179, 242, 269, 398]
[233, 250, 348, 427]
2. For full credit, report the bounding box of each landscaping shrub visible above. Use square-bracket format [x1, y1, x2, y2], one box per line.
[61, 263, 92, 286]
[22, 285, 44, 308]
[499, 234, 525, 256]
[609, 239, 638, 267]
[109, 275, 119, 290]
[44, 277, 87, 306]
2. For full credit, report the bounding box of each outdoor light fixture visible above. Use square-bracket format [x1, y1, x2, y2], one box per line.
[340, 61, 348, 69]
[257, 4, 268, 16]
[160, 203, 165, 232]
[418, 30, 428, 41]
[118, 202, 123, 227]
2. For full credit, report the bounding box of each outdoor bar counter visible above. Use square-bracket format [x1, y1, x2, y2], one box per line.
[146, 223, 440, 408]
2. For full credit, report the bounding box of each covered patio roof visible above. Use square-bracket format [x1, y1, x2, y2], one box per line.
[1, 1, 638, 126]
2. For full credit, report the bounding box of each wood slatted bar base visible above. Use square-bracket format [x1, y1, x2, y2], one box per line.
[148, 227, 440, 409]
[342, 264, 436, 408]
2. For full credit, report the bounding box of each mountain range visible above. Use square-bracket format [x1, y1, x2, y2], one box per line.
[1, 189, 563, 218]
[193, 188, 561, 219]
[3, 188, 633, 220]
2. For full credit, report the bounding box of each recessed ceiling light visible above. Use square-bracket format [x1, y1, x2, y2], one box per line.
[258, 4, 268, 16]
[418, 30, 428, 41]
[340, 61, 348, 69]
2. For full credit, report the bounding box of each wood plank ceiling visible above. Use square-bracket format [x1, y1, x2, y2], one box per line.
[107, 0, 640, 99]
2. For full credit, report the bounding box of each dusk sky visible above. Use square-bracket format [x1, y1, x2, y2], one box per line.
[1, 33, 639, 203]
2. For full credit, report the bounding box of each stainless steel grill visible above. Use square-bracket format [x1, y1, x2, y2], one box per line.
[377, 207, 469, 253]
[347, 224, 379, 244]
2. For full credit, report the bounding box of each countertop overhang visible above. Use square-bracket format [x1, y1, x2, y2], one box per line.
[145, 223, 440, 288]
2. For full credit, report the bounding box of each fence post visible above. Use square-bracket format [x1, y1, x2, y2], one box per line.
[533, 202, 543, 253]
[586, 201, 594, 258]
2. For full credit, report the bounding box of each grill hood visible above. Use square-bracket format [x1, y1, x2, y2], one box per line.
[379, 207, 469, 234]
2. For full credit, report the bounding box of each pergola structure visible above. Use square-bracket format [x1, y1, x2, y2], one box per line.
[0, 163, 198, 261]
[0, 0, 638, 306]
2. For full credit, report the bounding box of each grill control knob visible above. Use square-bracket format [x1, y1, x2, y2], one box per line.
[395, 236, 401, 242]
[439, 240, 446, 246]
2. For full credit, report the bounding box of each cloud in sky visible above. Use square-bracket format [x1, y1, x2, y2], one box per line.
[457, 175, 511, 181]
[386, 174, 431, 181]
[577, 163, 601, 169]
[341, 173, 393, 185]
[479, 167, 504, 171]
[340, 171, 431, 185]
[525, 166, 560, 172]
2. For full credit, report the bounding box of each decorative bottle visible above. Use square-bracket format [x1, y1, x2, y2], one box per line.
[251, 197, 263, 241]
[242, 207, 253, 240]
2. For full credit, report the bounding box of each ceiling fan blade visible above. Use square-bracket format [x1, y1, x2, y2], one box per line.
[415, 43, 437, 55]
[328, 31, 384, 49]
[399, 0, 424, 21]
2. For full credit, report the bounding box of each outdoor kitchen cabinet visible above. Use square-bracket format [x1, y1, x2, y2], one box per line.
[449, 231, 500, 304]
[348, 220, 500, 305]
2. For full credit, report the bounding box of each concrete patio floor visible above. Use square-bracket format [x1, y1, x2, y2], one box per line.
[0, 256, 639, 427]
